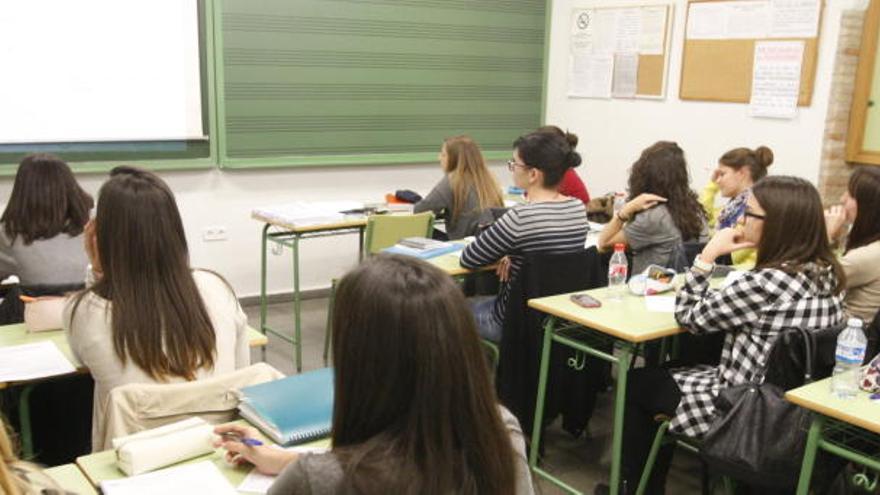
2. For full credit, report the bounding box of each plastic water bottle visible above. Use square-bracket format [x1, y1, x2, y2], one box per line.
[607, 243, 628, 301]
[831, 318, 867, 399]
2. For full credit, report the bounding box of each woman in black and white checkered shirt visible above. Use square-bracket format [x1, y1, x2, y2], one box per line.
[612, 176, 846, 495]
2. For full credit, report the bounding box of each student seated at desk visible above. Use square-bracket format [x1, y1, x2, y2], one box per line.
[459, 131, 588, 342]
[598, 141, 707, 274]
[607, 176, 845, 495]
[0, 154, 93, 323]
[825, 167, 880, 322]
[537, 125, 591, 205]
[216, 255, 534, 495]
[699, 146, 774, 270]
[63, 166, 249, 451]
[0, 416, 67, 495]
[413, 135, 504, 240]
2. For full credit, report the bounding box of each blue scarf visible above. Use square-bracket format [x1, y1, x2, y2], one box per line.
[718, 189, 749, 229]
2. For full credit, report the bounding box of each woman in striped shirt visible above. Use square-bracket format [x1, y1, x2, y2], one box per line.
[460, 131, 588, 342]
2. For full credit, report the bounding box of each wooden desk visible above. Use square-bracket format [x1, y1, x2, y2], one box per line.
[77, 422, 331, 492]
[526, 287, 684, 495]
[786, 374, 880, 494]
[44, 463, 98, 495]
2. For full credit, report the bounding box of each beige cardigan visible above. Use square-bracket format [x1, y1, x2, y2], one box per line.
[840, 240, 880, 322]
[63, 270, 251, 451]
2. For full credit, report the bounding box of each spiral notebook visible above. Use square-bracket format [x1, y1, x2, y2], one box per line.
[238, 367, 334, 446]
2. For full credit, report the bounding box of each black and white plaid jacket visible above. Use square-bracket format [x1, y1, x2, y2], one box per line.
[671, 264, 845, 437]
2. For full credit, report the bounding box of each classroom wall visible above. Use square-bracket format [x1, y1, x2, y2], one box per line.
[547, 0, 870, 196]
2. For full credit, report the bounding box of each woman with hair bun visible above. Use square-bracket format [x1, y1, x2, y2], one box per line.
[536, 126, 590, 204]
[700, 146, 774, 268]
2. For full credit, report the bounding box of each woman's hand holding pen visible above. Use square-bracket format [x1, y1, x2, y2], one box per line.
[213, 424, 298, 476]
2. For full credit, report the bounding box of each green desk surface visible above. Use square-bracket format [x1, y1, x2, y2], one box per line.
[0, 324, 268, 388]
[76, 421, 331, 491]
[786, 373, 880, 435]
[44, 463, 98, 495]
[529, 287, 682, 343]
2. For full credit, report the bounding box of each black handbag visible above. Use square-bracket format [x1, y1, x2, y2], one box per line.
[700, 327, 816, 488]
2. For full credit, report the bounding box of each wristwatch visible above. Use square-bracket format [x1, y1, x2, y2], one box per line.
[691, 255, 714, 274]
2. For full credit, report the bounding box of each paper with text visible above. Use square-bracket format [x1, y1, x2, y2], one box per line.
[749, 41, 805, 119]
[100, 461, 236, 495]
[639, 6, 668, 55]
[0, 341, 75, 383]
[612, 53, 639, 98]
[770, 0, 821, 38]
[569, 54, 614, 98]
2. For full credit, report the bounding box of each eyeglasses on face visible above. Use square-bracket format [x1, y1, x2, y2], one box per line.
[507, 159, 528, 172]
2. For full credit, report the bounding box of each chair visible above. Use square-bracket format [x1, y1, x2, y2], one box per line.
[864, 309, 880, 365]
[98, 363, 284, 451]
[322, 212, 434, 362]
[636, 323, 845, 495]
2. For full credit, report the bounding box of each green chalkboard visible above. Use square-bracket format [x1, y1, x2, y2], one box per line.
[0, 0, 216, 176]
[214, 0, 548, 168]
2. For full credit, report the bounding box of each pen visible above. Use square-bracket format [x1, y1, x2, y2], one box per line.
[220, 431, 264, 447]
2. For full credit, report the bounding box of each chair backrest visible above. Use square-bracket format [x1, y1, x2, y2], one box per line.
[667, 241, 706, 273]
[99, 363, 284, 451]
[363, 212, 434, 255]
[864, 309, 880, 365]
[762, 321, 846, 391]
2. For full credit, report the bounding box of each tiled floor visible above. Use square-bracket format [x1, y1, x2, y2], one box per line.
[244, 297, 704, 495]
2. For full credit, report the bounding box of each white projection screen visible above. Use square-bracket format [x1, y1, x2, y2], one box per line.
[0, 0, 203, 144]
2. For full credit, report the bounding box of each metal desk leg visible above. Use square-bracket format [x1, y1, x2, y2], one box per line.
[18, 384, 35, 459]
[529, 316, 557, 468]
[610, 343, 633, 495]
[796, 414, 824, 495]
[291, 234, 302, 372]
[358, 226, 365, 261]
[259, 224, 269, 362]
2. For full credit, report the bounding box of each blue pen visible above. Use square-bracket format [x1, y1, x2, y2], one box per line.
[221, 431, 264, 447]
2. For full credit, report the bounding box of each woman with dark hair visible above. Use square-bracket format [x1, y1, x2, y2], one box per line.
[598, 141, 707, 274]
[602, 176, 845, 494]
[458, 131, 588, 342]
[536, 125, 590, 204]
[826, 166, 880, 321]
[0, 154, 93, 321]
[64, 166, 249, 450]
[700, 146, 774, 269]
[216, 255, 534, 495]
[413, 135, 504, 239]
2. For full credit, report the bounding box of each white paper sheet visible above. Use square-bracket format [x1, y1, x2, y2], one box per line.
[644, 296, 676, 313]
[612, 53, 639, 98]
[749, 40, 805, 119]
[639, 6, 668, 55]
[770, 0, 821, 38]
[253, 201, 364, 228]
[0, 341, 75, 382]
[615, 8, 642, 54]
[687, 1, 771, 40]
[101, 461, 236, 495]
[238, 446, 330, 494]
[569, 54, 614, 98]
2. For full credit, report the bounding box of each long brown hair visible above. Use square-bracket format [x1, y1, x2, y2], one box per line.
[69, 166, 217, 381]
[1, 153, 93, 245]
[845, 167, 880, 252]
[444, 136, 503, 222]
[628, 141, 706, 240]
[719, 146, 774, 182]
[752, 176, 845, 293]
[1, 417, 57, 495]
[331, 255, 518, 494]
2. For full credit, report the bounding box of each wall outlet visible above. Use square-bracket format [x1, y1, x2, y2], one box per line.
[202, 226, 228, 242]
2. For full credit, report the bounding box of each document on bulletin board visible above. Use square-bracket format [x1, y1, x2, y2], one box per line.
[569, 53, 614, 98]
[686, 0, 819, 40]
[749, 40, 805, 119]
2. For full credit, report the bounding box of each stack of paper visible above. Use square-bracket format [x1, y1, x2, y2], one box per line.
[253, 200, 364, 228]
[0, 341, 75, 382]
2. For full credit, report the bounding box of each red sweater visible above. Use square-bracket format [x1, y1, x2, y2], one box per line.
[559, 169, 590, 205]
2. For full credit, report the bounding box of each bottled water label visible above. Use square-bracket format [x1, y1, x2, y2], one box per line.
[835, 344, 866, 365]
[609, 265, 627, 278]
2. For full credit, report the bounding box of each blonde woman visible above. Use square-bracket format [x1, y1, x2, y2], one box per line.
[414, 136, 504, 239]
[0, 418, 65, 495]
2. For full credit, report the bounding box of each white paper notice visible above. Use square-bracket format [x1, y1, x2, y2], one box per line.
[0, 341, 76, 382]
[612, 53, 639, 98]
[770, 0, 821, 38]
[749, 41, 804, 119]
[615, 8, 642, 54]
[687, 1, 771, 40]
[639, 6, 668, 55]
[101, 461, 236, 495]
[645, 296, 676, 313]
[569, 54, 614, 98]
[571, 9, 616, 55]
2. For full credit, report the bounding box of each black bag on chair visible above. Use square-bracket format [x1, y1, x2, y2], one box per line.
[700, 326, 837, 489]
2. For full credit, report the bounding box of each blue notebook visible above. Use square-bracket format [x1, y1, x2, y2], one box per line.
[382, 242, 463, 259]
[238, 367, 334, 446]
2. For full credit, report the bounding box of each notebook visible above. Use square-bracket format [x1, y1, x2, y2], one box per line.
[382, 241, 463, 259]
[238, 367, 334, 446]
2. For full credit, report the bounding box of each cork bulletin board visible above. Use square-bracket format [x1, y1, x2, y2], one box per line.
[679, 0, 824, 106]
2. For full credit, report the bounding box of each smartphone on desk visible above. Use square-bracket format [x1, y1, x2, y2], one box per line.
[570, 293, 601, 309]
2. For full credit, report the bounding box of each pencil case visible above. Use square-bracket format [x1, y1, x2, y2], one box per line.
[114, 417, 215, 476]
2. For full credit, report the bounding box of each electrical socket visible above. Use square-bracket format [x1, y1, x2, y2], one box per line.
[202, 226, 228, 242]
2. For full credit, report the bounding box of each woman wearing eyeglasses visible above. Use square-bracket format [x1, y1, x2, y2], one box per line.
[604, 176, 845, 495]
[460, 131, 588, 343]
